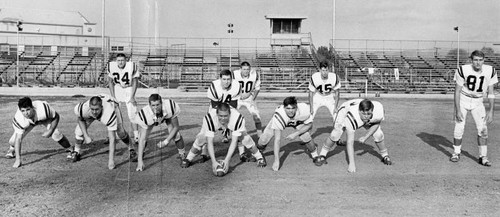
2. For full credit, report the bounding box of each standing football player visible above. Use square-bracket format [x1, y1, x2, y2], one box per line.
[180, 103, 266, 173]
[314, 99, 392, 173]
[308, 61, 341, 122]
[5, 97, 72, 168]
[257, 96, 318, 171]
[451, 50, 497, 166]
[134, 94, 186, 171]
[233, 61, 264, 137]
[71, 94, 135, 170]
[107, 53, 140, 144]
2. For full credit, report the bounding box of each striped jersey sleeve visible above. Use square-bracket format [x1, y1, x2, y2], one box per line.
[203, 113, 217, 138]
[230, 113, 245, 137]
[208, 81, 219, 101]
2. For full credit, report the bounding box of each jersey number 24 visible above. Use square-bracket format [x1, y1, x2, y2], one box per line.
[112, 72, 130, 85]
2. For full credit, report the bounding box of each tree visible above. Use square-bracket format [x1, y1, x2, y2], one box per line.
[446, 48, 468, 59]
[480, 47, 495, 56]
[316, 46, 332, 63]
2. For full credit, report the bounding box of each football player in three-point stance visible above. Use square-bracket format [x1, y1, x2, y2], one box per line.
[205, 69, 242, 159]
[107, 53, 140, 145]
[72, 94, 134, 170]
[315, 99, 392, 173]
[257, 96, 318, 171]
[451, 50, 497, 166]
[6, 97, 72, 168]
[181, 103, 266, 173]
[308, 61, 341, 122]
[133, 94, 186, 171]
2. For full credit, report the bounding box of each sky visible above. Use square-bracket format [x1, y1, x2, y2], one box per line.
[1, 0, 499, 48]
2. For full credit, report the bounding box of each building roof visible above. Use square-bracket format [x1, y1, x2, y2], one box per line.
[0, 8, 93, 26]
[265, 15, 307, 20]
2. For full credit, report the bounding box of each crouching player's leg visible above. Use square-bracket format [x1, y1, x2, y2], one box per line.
[181, 132, 207, 168]
[294, 124, 318, 160]
[371, 126, 391, 165]
[239, 133, 266, 167]
[157, 119, 186, 161]
[315, 126, 343, 166]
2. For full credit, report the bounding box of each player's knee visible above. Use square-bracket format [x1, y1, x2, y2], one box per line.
[478, 127, 488, 138]
[329, 129, 342, 143]
[299, 132, 312, 144]
[241, 135, 256, 149]
[174, 133, 183, 142]
[373, 130, 384, 143]
[51, 129, 63, 141]
[453, 127, 464, 139]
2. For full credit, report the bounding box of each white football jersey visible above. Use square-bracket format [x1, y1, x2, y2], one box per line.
[12, 100, 57, 134]
[135, 99, 180, 129]
[233, 69, 261, 94]
[270, 103, 313, 130]
[74, 95, 118, 131]
[202, 107, 246, 138]
[107, 62, 140, 88]
[455, 64, 498, 98]
[207, 79, 241, 108]
[308, 72, 341, 95]
[338, 99, 384, 130]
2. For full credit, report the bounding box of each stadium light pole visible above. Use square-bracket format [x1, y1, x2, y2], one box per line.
[228, 23, 234, 68]
[102, 0, 106, 70]
[16, 20, 23, 87]
[332, 0, 336, 48]
[454, 26, 459, 69]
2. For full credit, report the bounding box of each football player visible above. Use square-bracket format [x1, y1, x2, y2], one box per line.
[71, 94, 135, 170]
[315, 99, 392, 173]
[233, 61, 264, 137]
[257, 96, 318, 171]
[5, 97, 72, 168]
[204, 69, 242, 158]
[451, 50, 497, 166]
[308, 61, 341, 122]
[134, 94, 186, 171]
[180, 103, 266, 173]
[107, 53, 140, 143]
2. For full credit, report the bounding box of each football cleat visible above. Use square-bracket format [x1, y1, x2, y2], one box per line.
[67, 151, 81, 162]
[129, 149, 138, 162]
[180, 159, 191, 168]
[256, 144, 267, 152]
[313, 156, 327, 166]
[336, 140, 346, 146]
[5, 146, 15, 159]
[240, 154, 257, 162]
[177, 152, 187, 160]
[382, 155, 392, 165]
[450, 153, 460, 162]
[478, 156, 492, 167]
[200, 154, 210, 163]
[256, 157, 267, 167]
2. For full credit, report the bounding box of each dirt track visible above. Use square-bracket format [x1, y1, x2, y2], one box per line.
[1, 95, 499, 216]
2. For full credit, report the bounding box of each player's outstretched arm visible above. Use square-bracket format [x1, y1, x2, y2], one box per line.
[108, 77, 116, 98]
[77, 117, 92, 144]
[272, 129, 282, 171]
[159, 117, 180, 147]
[359, 123, 381, 143]
[130, 77, 138, 105]
[136, 126, 151, 171]
[454, 84, 463, 122]
[486, 85, 495, 124]
[207, 136, 219, 170]
[308, 91, 314, 115]
[42, 113, 59, 138]
[223, 135, 239, 168]
[13, 133, 23, 168]
[333, 90, 340, 114]
[346, 129, 356, 173]
[107, 130, 117, 170]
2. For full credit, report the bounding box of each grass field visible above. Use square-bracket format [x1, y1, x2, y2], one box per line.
[1, 95, 500, 217]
